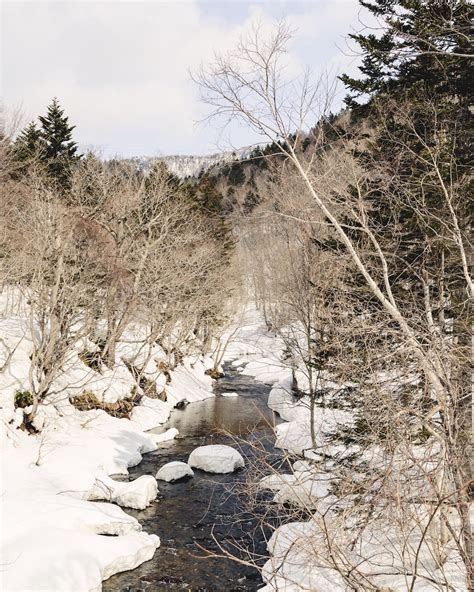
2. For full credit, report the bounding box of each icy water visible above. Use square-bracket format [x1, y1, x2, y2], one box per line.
[103, 366, 282, 592]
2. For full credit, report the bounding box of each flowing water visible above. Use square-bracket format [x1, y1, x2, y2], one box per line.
[103, 365, 282, 592]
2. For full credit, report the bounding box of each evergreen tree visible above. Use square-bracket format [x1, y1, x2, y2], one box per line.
[340, 0, 473, 106]
[227, 162, 246, 186]
[338, 1, 473, 501]
[37, 98, 80, 187]
[14, 121, 43, 162]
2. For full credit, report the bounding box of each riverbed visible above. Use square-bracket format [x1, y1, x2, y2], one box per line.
[103, 365, 282, 591]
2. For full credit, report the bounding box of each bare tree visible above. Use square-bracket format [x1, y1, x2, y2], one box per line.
[0, 167, 103, 424]
[195, 23, 472, 589]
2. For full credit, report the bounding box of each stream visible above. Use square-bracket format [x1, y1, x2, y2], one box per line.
[103, 365, 282, 592]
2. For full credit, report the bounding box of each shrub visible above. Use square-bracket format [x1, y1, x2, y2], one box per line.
[70, 391, 134, 418]
[14, 390, 34, 408]
[79, 350, 103, 372]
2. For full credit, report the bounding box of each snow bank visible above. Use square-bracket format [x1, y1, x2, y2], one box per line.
[261, 521, 346, 592]
[89, 474, 158, 510]
[261, 513, 470, 592]
[156, 461, 194, 482]
[0, 293, 217, 592]
[130, 396, 171, 431]
[166, 357, 215, 407]
[220, 305, 286, 366]
[188, 444, 245, 473]
[0, 411, 163, 592]
[3, 527, 159, 592]
[226, 308, 469, 591]
[260, 471, 334, 510]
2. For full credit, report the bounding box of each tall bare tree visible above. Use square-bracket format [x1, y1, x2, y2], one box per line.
[195, 22, 472, 589]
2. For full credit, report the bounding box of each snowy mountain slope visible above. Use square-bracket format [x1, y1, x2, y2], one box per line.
[126, 145, 257, 179]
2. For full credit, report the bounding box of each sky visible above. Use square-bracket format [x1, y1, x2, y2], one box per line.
[2, 0, 371, 157]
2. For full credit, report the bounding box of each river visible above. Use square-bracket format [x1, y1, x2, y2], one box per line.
[103, 365, 282, 591]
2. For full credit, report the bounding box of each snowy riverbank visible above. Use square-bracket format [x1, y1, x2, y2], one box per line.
[0, 292, 217, 591]
[2, 303, 469, 591]
[1, 358, 214, 591]
[223, 309, 470, 592]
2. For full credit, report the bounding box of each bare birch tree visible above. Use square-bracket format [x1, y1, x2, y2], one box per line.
[195, 22, 472, 589]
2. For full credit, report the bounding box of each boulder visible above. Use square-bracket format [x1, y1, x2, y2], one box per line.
[188, 444, 244, 474]
[155, 461, 194, 482]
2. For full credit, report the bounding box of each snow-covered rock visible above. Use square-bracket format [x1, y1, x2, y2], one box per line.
[155, 461, 194, 482]
[188, 444, 245, 473]
[112, 475, 158, 510]
[88, 474, 158, 510]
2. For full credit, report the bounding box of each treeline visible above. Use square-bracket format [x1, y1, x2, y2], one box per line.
[1, 101, 236, 425]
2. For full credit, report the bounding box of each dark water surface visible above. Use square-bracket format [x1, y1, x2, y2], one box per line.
[103, 366, 281, 592]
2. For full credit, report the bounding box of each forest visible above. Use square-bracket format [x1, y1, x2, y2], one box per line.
[0, 1, 472, 591]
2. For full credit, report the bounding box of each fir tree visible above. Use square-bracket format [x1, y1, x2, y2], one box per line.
[338, 4, 472, 496]
[340, 0, 473, 106]
[38, 98, 81, 187]
[14, 121, 43, 162]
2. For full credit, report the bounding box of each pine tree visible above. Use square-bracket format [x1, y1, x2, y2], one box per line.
[38, 98, 80, 187]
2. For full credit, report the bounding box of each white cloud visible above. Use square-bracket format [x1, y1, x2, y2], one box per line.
[2, 0, 367, 156]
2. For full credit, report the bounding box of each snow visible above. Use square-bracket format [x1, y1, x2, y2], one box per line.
[127, 145, 257, 179]
[3, 528, 159, 592]
[1, 299, 470, 591]
[153, 426, 179, 443]
[261, 521, 347, 592]
[221, 391, 239, 397]
[228, 307, 470, 591]
[188, 444, 245, 473]
[261, 513, 470, 592]
[155, 461, 194, 482]
[260, 469, 335, 510]
[220, 305, 286, 367]
[89, 474, 159, 510]
[0, 291, 217, 592]
[266, 377, 353, 456]
[130, 397, 173, 431]
[0, 414, 162, 591]
[165, 357, 215, 407]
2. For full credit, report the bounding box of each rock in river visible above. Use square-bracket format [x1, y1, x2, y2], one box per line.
[188, 444, 244, 474]
[155, 461, 194, 482]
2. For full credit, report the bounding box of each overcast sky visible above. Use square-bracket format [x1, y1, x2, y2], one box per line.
[2, 0, 370, 157]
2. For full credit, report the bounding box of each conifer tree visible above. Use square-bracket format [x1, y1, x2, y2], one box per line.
[37, 98, 80, 187]
[14, 121, 43, 162]
[340, 0, 473, 106]
[339, 1, 473, 508]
